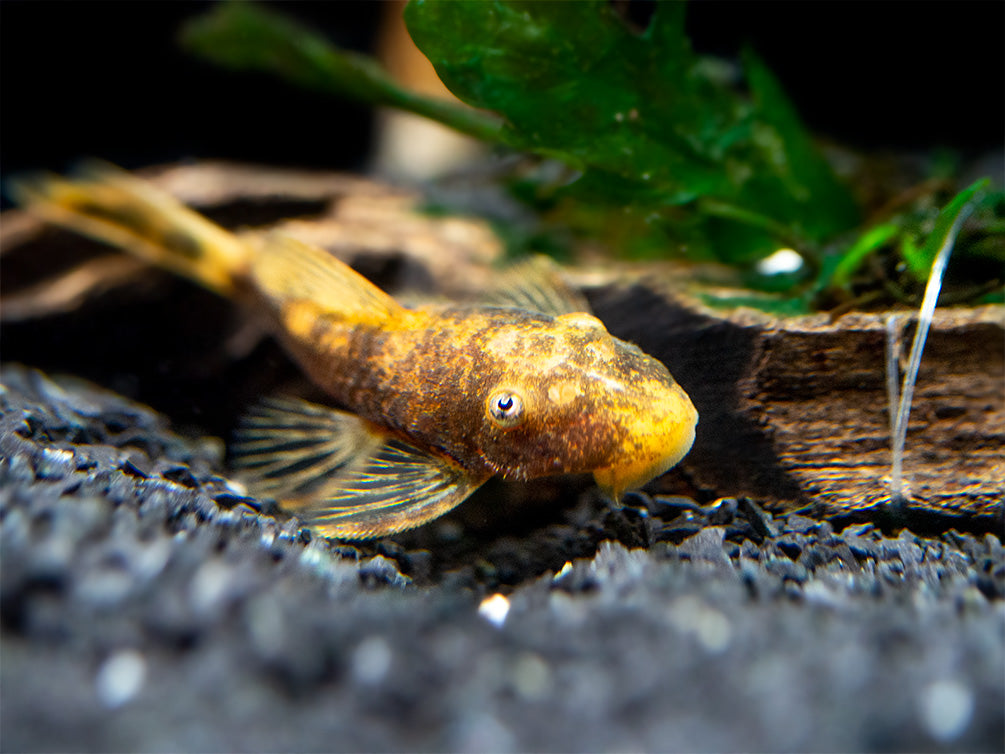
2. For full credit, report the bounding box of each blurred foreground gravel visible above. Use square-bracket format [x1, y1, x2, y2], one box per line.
[1, 364, 1003, 753]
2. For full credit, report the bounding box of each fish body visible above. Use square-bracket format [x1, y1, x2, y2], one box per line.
[289, 303, 694, 484]
[11, 164, 697, 539]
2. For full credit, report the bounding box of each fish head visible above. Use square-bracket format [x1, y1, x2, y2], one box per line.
[475, 311, 697, 498]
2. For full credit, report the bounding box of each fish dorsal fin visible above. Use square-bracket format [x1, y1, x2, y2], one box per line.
[247, 233, 405, 326]
[231, 397, 485, 540]
[483, 255, 591, 317]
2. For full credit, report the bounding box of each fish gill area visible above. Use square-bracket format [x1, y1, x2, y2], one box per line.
[1, 164, 1003, 752]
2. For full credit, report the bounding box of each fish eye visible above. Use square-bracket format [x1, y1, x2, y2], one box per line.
[487, 389, 525, 428]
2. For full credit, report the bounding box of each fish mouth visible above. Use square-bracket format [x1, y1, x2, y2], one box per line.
[593, 384, 698, 501]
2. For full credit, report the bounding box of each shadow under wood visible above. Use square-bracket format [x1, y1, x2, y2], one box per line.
[590, 280, 1004, 525]
[589, 283, 803, 504]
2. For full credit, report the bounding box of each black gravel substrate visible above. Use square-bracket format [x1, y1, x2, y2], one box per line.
[1, 364, 1003, 753]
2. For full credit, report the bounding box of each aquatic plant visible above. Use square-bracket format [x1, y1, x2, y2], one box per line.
[181, 1, 1002, 313]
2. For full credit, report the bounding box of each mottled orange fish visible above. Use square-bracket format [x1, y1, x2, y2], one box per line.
[11, 163, 698, 539]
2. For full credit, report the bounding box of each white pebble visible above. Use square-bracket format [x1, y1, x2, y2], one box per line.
[189, 560, 233, 616]
[224, 478, 248, 496]
[478, 594, 511, 628]
[757, 247, 804, 275]
[95, 649, 146, 709]
[452, 712, 515, 753]
[512, 652, 551, 701]
[667, 596, 732, 654]
[919, 679, 974, 742]
[351, 637, 392, 686]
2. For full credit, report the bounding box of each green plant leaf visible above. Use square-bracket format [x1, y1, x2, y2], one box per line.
[697, 290, 812, 317]
[180, 1, 860, 268]
[902, 178, 991, 282]
[406, 1, 726, 200]
[739, 48, 861, 242]
[404, 0, 860, 254]
[899, 233, 929, 283]
[829, 223, 900, 291]
[180, 2, 506, 144]
[181, 0, 1001, 315]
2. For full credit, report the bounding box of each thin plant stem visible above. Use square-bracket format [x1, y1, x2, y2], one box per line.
[887, 207, 974, 500]
[885, 314, 901, 440]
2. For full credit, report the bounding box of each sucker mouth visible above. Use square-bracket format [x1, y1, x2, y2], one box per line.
[593, 388, 698, 501]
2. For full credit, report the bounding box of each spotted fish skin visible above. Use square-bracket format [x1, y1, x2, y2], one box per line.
[11, 163, 698, 538]
[283, 304, 693, 485]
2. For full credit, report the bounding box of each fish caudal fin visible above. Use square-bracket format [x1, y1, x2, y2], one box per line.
[12, 162, 406, 324]
[232, 397, 486, 540]
[8, 161, 248, 296]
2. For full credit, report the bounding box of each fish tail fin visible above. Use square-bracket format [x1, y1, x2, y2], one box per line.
[8, 161, 248, 296]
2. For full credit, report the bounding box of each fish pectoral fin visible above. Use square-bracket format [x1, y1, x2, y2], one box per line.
[231, 396, 484, 540]
[482, 254, 591, 317]
[301, 437, 486, 540]
[231, 396, 381, 500]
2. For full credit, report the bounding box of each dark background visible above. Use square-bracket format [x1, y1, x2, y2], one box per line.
[2, 1, 1003, 188]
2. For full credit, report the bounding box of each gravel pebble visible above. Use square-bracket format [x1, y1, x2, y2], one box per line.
[1, 364, 1003, 752]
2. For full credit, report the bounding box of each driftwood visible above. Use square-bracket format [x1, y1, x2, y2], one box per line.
[589, 284, 1003, 523]
[2, 162, 1001, 525]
